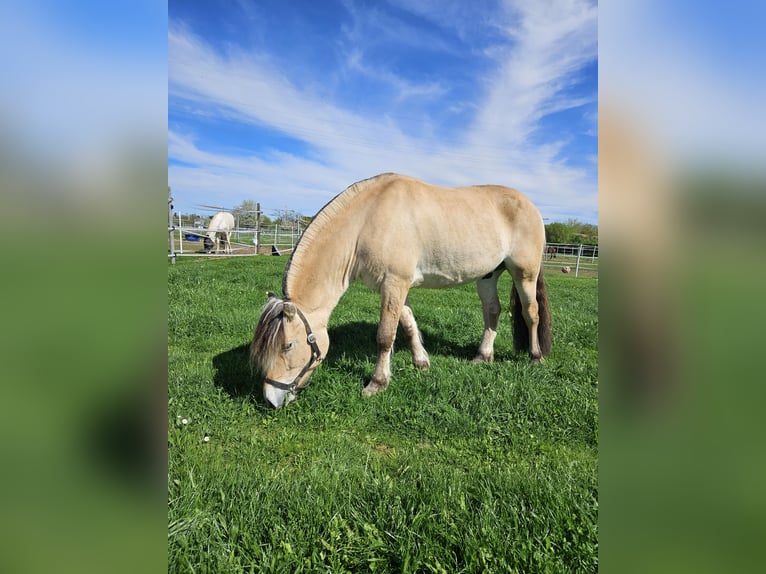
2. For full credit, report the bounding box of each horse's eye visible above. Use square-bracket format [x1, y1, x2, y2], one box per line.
[282, 342, 295, 353]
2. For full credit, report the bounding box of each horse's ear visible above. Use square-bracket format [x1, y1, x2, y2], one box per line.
[266, 291, 277, 300]
[283, 302, 297, 320]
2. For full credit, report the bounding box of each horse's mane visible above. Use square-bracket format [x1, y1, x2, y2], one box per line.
[250, 297, 286, 375]
[282, 173, 395, 298]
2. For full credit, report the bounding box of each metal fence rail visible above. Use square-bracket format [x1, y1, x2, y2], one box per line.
[168, 221, 306, 259]
[542, 242, 598, 277]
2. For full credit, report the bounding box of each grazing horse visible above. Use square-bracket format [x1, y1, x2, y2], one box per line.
[546, 245, 557, 260]
[251, 173, 551, 408]
[206, 211, 235, 254]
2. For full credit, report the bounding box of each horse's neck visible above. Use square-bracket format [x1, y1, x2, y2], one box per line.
[284, 183, 372, 325]
[285, 242, 355, 328]
[287, 272, 351, 328]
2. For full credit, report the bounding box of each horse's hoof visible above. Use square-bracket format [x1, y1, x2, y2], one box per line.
[362, 380, 387, 397]
[413, 357, 430, 370]
[472, 353, 494, 363]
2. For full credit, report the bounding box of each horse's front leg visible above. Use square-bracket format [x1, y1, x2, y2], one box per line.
[363, 280, 409, 397]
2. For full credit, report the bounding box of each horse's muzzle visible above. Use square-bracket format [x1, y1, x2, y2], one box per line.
[263, 384, 295, 409]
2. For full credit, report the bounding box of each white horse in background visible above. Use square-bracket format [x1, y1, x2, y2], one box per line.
[206, 211, 235, 254]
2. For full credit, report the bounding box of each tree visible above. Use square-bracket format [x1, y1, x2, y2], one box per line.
[173, 212, 205, 227]
[270, 209, 310, 232]
[566, 219, 598, 245]
[545, 220, 598, 245]
[232, 200, 260, 228]
[545, 222, 571, 243]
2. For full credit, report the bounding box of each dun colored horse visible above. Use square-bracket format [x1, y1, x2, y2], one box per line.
[206, 211, 235, 254]
[251, 173, 551, 408]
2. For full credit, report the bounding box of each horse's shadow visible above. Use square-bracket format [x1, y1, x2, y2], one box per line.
[212, 321, 479, 399]
[212, 343, 261, 400]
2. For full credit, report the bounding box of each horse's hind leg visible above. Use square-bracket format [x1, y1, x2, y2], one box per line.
[399, 297, 430, 370]
[473, 269, 502, 363]
[509, 268, 543, 362]
[364, 279, 409, 397]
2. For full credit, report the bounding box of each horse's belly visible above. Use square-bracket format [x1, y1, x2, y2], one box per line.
[411, 262, 492, 288]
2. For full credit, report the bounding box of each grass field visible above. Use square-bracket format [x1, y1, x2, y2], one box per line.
[168, 256, 598, 573]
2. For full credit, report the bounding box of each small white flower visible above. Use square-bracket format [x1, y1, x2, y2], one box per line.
[203, 435, 210, 443]
[182, 418, 188, 425]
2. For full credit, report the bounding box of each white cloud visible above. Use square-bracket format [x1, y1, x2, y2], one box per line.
[168, 1, 597, 222]
[469, 0, 597, 145]
[342, 49, 448, 103]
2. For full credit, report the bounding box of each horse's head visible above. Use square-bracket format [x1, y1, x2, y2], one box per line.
[250, 292, 328, 408]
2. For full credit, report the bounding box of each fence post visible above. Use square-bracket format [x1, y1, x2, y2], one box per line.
[178, 211, 184, 254]
[255, 202, 261, 255]
[168, 188, 176, 264]
[575, 243, 583, 277]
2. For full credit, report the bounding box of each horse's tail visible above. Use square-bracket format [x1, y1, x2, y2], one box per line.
[536, 266, 552, 355]
[511, 263, 552, 356]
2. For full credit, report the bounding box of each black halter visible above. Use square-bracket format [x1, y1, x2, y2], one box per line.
[264, 304, 323, 393]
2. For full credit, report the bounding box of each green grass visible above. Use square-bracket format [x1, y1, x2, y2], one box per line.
[168, 256, 598, 573]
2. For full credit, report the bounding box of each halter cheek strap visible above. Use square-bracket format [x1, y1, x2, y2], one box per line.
[264, 305, 323, 393]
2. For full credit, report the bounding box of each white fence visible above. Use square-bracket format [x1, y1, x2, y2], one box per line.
[168, 188, 311, 262]
[169, 224, 304, 258]
[542, 243, 599, 277]
[168, 196, 306, 262]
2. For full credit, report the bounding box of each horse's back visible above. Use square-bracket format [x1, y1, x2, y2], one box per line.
[362, 174, 539, 231]
[209, 211, 235, 231]
[353, 174, 545, 286]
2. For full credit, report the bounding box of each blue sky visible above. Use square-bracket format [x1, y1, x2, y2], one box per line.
[169, 0, 598, 223]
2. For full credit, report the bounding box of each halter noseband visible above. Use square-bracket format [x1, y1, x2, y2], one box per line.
[264, 303, 323, 393]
